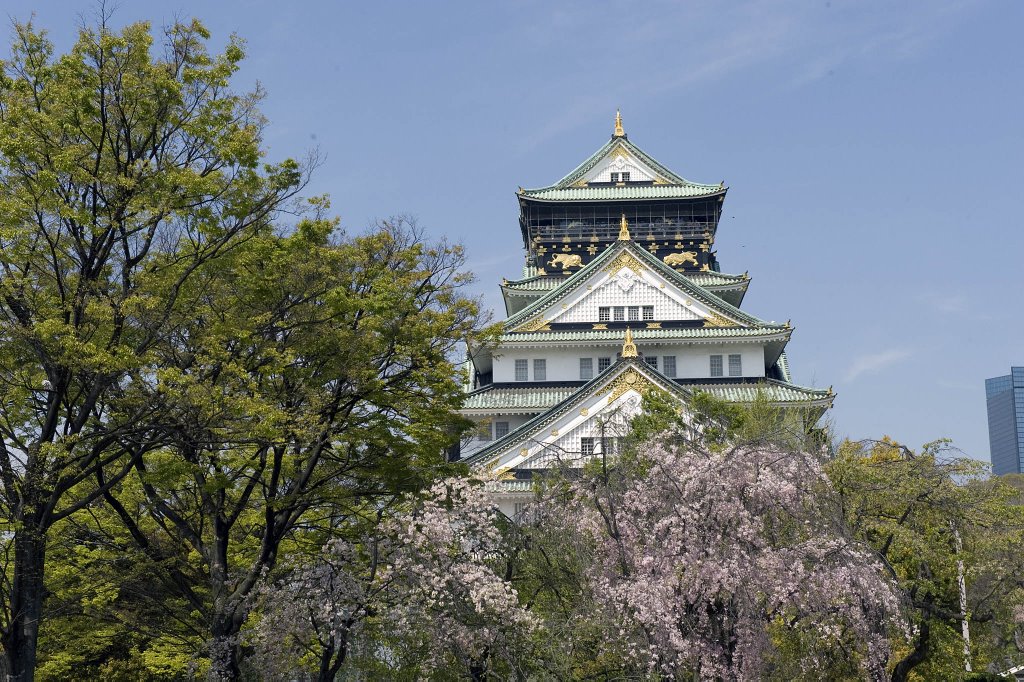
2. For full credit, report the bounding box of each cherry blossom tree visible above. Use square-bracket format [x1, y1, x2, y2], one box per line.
[537, 436, 906, 680]
[247, 477, 537, 680]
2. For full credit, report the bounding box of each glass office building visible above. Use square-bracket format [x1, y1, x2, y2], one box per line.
[986, 367, 1024, 475]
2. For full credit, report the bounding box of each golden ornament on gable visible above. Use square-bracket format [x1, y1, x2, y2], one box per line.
[604, 252, 645, 277]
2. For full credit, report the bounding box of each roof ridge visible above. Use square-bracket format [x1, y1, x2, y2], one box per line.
[522, 136, 720, 192]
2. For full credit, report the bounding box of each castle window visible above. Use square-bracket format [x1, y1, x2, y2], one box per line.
[598, 307, 610, 322]
[645, 356, 658, 370]
[478, 422, 492, 441]
[495, 421, 509, 439]
[621, 171, 631, 182]
[710, 355, 723, 377]
[663, 355, 677, 377]
[515, 359, 528, 382]
[533, 359, 547, 381]
[580, 437, 595, 456]
[580, 357, 594, 380]
[598, 357, 611, 373]
[642, 305, 654, 320]
[728, 354, 742, 377]
[613, 306, 625, 321]
[609, 172, 619, 182]
[628, 306, 640, 321]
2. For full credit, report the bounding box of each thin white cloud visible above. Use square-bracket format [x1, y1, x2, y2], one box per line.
[517, 0, 984, 151]
[844, 348, 912, 382]
[927, 293, 969, 315]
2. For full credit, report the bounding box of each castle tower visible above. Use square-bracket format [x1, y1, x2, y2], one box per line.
[460, 115, 833, 514]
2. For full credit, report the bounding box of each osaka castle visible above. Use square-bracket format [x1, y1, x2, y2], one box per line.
[457, 113, 833, 514]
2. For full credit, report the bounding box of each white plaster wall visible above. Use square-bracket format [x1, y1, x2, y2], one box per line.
[492, 343, 766, 382]
[584, 153, 657, 183]
[552, 277, 700, 323]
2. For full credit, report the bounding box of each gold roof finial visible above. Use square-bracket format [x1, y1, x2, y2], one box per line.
[622, 327, 638, 358]
[618, 213, 631, 241]
[613, 110, 625, 137]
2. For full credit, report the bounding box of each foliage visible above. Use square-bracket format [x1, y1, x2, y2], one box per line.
[534, 433, 904, 680]
[246, 477, 537, 680]
[828, 439, 1024, 680]
[0, 14, 305, 678]
[89, 214, 488, 677]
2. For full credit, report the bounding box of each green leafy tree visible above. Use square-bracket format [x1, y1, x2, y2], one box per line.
[0, 17, 305, 679]
[102, 216, 486, 677]
[828, 439, 1024, 681]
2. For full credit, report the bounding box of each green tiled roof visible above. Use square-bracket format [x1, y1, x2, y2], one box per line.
[463, 385, 579, 411]
[687, 272, 750, 288]
[482, 479, 535, 493]
[499, 326, 789, 344]
[692, 380, 830, 404]
[502, 241, 782, 332]
[462, 379, 830, 413]
[502, 276, 567, 292]
[520, 184, 723, 202]
[521, 135, 725, 200]
[503, 271, 748, 292]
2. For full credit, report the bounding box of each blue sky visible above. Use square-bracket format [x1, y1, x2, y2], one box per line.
[8, 0, 1023, 462]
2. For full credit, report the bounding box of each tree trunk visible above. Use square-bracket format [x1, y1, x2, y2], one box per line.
[891, 619, 929, 682]
[5, 523, 47, 682]
[207, 613, 242, 681]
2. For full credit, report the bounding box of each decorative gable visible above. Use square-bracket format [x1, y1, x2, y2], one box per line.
[550, 266, 702, 323]
[469, 359, 690, 474]
[510, 243, 748, 329]
[578, 142, 663, 184]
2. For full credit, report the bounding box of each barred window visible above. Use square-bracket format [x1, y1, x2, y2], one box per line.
[598, 356, 611, 373]
[609, 172, 619, 183]
[478, 422, 492, 441]
[710, 355, 723, 377]
[728, 354, 742, 377]
[642, 305, 654, 320]
[601, 436, 619, 455]
[645, 356, 658, 369]
[621, 172, 631, 182]
[533, 359, 547, 381]
[613, 306, 625, 321]
[663, 355, 677, 377]
[628, 306, 640, 321]
[580, 437, 595, 456]
[598, 307, 610, 322]
[515, 359, 528, 382]
[580, 357, 594, 380]
[495, 421, 509, 439]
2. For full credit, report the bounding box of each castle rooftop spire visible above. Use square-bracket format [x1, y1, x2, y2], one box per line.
[622, 327, 638, 358]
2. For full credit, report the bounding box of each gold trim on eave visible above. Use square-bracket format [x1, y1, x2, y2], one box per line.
[703, 312, 737, 328]
[513, 315, 551, 332]
[621, 327, 638, 358]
